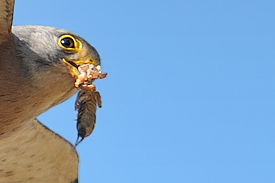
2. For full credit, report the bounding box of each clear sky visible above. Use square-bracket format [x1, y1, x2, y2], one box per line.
[13, 0, 275, 182]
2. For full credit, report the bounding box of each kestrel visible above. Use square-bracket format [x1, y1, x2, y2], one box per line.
[0, 0, 102, 182]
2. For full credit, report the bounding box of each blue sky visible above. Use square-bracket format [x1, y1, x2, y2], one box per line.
[14, 0, 275, 182]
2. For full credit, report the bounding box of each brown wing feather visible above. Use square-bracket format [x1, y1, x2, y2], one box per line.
[0, 0, 15, 43]
[0, 119, 79, 182]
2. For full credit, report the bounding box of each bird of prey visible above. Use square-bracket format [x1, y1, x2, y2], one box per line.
[0, 0, 102, 182]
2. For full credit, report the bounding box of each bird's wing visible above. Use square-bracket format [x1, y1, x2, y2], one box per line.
[0, 0, 15, 44]
[0, 119, 79, 183]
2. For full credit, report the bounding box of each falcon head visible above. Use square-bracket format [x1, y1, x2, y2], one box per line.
[4, 26, 103, 115]
[12, 25, 101, 80]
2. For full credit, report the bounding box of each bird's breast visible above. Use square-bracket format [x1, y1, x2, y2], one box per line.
[0, 68, 77, 138]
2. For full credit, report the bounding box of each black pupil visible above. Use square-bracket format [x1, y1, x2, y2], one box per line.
[61, 38, 74, 48]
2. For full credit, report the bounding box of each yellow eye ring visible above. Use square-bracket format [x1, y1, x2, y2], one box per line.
[58, 35, 82, 53]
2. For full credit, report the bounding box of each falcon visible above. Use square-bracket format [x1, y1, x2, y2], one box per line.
[0, 0, 102, 182]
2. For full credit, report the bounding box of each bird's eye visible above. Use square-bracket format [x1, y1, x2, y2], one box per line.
[60, 37, 75, 48]
[58, 35, 82, 53]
